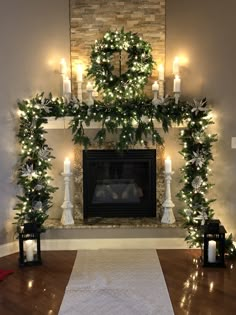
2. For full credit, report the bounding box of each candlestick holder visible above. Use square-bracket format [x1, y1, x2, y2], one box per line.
[61, 172, 74, 225]
[159, 80, 165, 98]
[60, 73, 65, 97]
[77, 81, 83, 103]
[174, 92, 180, 104]
[64, 92, 71, 103]
[86, 89, 94, 106]
[152, 90, 160, 105]
[161, 171, 176, 224]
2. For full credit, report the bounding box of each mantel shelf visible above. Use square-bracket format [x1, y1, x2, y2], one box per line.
[44, 117, 185, 130]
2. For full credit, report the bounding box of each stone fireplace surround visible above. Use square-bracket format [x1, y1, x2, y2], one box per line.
[73, 141, 166, 223]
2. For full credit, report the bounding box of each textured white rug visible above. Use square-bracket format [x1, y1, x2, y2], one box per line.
[59, 250, 174, 315]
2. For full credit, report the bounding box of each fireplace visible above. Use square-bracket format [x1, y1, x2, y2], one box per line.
[83, 149, 156, 218]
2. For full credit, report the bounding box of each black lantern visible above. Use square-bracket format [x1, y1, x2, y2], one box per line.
[203, 220, 226, 267]
[18, 223, 42, 267]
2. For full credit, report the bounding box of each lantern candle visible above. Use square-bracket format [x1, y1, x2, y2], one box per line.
[173, 75, 181, 93]
[208, 240, 216, 263]
[25, 240, 34, 262]
[64, 157, 71, 174]
[173, 56, 179, 75]
[165, 156, 172, 173]
[158, 64, 164, 81]
[152, 81, 159, 91]
[77, 64, 83, 82]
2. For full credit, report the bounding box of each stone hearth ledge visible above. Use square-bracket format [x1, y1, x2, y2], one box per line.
[44, 218, 183, 229]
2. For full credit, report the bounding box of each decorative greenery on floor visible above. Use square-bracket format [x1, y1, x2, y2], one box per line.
[15, 93, 236, 256]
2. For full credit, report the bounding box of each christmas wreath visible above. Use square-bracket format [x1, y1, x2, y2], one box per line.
[87, 29, 155, 102]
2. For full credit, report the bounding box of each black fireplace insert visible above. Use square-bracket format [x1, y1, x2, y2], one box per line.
[83, 149, 156, 218]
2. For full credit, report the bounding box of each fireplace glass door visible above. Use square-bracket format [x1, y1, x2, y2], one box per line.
[83, 150, 156, 218]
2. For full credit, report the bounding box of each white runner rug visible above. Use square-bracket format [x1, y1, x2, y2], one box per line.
[59, 250, 174, 315]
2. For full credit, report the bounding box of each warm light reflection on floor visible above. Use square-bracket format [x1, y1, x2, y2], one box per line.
[28, 280, 33, 289]
[180, 256, 202, 310]
[209, 281, 214, 293]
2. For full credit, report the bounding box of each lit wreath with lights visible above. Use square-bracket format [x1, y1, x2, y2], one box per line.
[87, 29, 155, 102]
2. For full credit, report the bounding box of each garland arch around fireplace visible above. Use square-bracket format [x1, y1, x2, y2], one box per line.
[15, 93, 236, 256]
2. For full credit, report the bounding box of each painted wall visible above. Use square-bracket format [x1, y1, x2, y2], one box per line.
[166, 0, 236, 235]
[0, 0, 70, 245]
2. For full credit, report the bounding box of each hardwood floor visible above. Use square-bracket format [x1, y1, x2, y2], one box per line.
[0, 251, 77, 315]
[158, 250, 236, 315]
[0, 250, 235, 315]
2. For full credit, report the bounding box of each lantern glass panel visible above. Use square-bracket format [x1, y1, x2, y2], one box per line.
[203, 225, 226, 267]
[19, 231, 42, 266]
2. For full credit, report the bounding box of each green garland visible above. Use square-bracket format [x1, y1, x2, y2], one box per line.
[14, 93, 236, 256]
[15, 94, 64, 230]
[87, 29, 155, 102]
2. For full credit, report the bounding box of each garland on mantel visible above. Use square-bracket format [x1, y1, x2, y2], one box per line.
[15, 92, 236, 256]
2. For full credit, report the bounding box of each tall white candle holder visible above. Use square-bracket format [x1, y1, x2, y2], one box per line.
[152, 90, 159, 105]
[161, 171, 176, 224]
[60, 59, 67, 97]
[60, 73, 65, 97]
[86, 89, 94, 106]
[77, 81, 83, 103]
[61, 172, 74, 225]
[159, 80, 165, 98]
[174, 92, 180, 104]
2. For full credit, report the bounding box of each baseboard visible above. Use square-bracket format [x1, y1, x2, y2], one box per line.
[0, 241, 18, 257]
[0, 238, 188, 257]
[41, 238, 188, 250]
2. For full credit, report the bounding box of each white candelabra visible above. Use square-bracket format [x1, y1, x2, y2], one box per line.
[77, 64, 83, 102]
[161, 165, 176, 224]
[152, 90, 159, 105]
[86, 82, 94, 106]
[77, 80, 83, 102]
[173, 59, 181, 104]
[61, 171, 74, 225]
[152, 81, 160, 105]
[174, 92, 181, 104]
[60, 58, 71, 99]
[159, 80, 164, 98]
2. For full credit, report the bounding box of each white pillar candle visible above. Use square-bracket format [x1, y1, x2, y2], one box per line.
[165, 156, 172, 173]
[25, 240, 34, 262]
[173, 75, 181, 93]
[64, 157, 71, 174]
[63, 77, 71, 94]
[208, 240, 216, 263]
[77, 64, 83, 82]
[60, 58, 67, 75]
[173, 56, 179, 75]
[158, 64, 164, 81]
[152, 81, 159, 91]
[86, 81, 93, 91]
